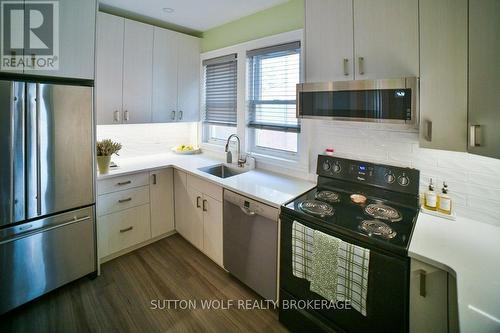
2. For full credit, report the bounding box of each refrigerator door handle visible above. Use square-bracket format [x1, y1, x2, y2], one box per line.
[35, 83, 42, 216]
[9, 87, 15, 222]
[7, 81, 26, 225]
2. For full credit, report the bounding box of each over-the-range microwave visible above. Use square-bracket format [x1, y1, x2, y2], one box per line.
[296, 77, 419, 126]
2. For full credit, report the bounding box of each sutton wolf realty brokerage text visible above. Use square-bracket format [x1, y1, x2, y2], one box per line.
[150, 299, 352, 311]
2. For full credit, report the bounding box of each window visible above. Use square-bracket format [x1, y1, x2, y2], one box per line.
[202, 54, 237, 143]
[247, 42, 300, 155]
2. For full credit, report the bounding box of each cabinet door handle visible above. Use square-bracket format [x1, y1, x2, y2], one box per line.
[419, 270, 427, 297]
[120, 226, 133, 233]
[171, 110, 176, 120]
[118, 197, 132, 203]
[124, 110, 129, 121]
[469, 125, 481, 147]
[178, 110, 183, 120]
[113, 110, 120, 122]
[152, 174, 157, 185]
[424, 120, 432, 142]
[358, 57, 364, 75]
[196, 196, 201, 208]
[343, 58, 349, 76]
[117, 180, 131, 186]
[203, 199, 207, 212]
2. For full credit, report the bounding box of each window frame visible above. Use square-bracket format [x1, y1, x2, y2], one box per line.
[246, 43, 301, 157]
[199, 30, 308, 171]
[203, 123, 236, 145]
[201, 54, 238, 146]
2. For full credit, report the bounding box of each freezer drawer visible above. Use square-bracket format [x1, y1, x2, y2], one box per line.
[0, 206, 96, 314]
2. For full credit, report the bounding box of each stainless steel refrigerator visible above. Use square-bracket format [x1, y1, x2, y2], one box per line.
[0, 80, 96, 314]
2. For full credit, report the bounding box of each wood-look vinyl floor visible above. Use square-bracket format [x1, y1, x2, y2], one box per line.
[0, 234, 288, 333]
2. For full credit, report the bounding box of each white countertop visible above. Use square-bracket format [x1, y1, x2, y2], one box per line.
[410, 213, 500, 333]
[97, 153, 315, 208]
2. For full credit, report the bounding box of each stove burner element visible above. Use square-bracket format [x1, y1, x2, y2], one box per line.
[298, 200, 335, 217]
[360, 220, 397, 239]
[315, 190, 341, 203]
[364, 204, 402, 222]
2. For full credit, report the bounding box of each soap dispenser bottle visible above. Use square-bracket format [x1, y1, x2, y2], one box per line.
[437, 182, 452, 215]
[424, 179, 437, 211]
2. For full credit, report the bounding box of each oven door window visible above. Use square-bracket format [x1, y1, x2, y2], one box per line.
[299, 89, 412, 121]
[279, 215, 410, 332]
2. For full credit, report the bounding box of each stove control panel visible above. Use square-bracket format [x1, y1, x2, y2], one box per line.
[317, 155, 420, 195]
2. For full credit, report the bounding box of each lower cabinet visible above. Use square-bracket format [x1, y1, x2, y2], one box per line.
[174, 170, 223, 266]
[185, 185, 204, 249]
[201, 195, 223, 265]
[97, 169, 175, 262]
[98, 204, 151, 258]
[97, 168, 222, 266]
[150, 168, 175, 237]
[410, 259, 458, 333]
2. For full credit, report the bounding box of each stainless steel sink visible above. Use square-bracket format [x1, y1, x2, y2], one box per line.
[198, 164, 248, 179]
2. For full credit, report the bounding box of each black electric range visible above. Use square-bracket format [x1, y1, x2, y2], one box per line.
[282, 155, 420, 256]
[279, 155, 420, 333]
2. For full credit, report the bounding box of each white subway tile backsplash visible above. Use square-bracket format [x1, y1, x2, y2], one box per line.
[97, 123, 198, 159]
[454, 206, 499, 227]
[307, 120, 500, 227]
[467, 172, 500, 188]
[467, 197, 500, 215]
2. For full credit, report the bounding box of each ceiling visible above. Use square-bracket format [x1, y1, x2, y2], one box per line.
[99, 0, 289, 32]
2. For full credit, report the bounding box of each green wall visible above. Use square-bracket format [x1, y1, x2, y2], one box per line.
[201, 0, 304, 52]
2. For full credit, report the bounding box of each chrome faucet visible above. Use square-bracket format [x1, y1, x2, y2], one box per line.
[225, 134, 246, 167]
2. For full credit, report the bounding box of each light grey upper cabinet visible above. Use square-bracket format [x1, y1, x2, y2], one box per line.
[96, 12, 124, 125]
[353, 0, 419, 79]
[152, 29, 200, 123]
[177, 34, 201, 122]
[419, 0, 468, 152]
[304, 0, 418, 82]
[2, 0, 96, 79]
[305, 0, 354, 82]
[468, 0, 500, 159]
[96, 13, 199, 125]
[152, 27, 179, 123]
[122, 19, 154, 124]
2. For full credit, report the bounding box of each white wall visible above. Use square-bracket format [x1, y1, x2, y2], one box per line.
[305, 119, 500, 227]
[97, 123, 198, 159]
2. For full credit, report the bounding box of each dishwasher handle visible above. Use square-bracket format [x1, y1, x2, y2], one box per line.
[240, 206, 256, 216]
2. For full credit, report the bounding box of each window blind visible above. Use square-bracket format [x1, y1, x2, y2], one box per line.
[247, 41, 301, 133]
[203, 54, 237, 127]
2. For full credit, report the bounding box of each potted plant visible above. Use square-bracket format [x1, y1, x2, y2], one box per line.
[96, 139, 122, 174]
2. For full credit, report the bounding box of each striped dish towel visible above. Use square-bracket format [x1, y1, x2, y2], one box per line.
[291, 221, 314, 281]
[291, 221, 370, 317]
[334, 240, 370, 316]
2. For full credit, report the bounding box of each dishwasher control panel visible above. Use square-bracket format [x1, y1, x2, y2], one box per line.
[223, 190, 279, 221]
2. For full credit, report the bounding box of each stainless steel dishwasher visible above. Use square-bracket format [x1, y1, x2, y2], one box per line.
[223, 190, 279, 301]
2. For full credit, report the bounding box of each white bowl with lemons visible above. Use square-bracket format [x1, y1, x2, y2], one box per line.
[171, 145, 201, 155]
